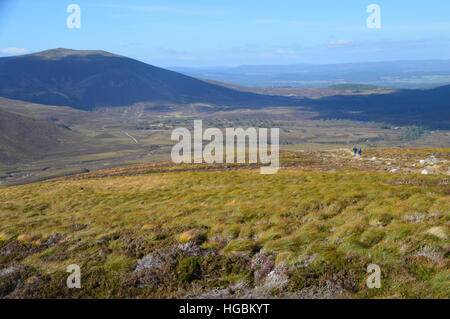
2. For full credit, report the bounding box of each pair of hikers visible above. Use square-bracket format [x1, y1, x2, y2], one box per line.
[353, 147, 362, 157]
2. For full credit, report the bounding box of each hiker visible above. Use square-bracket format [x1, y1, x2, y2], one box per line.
[358, 147, 362, 156]
[353, 147, 358, 156]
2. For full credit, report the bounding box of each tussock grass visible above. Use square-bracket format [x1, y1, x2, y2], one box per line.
[0, 149, 448, 298]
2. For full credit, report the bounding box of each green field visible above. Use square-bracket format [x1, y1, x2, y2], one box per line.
[0, 149, 448, 298]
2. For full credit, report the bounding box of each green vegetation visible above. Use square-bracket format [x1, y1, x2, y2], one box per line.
[402, 126, 429, 141]
[0, 148, 448, 298]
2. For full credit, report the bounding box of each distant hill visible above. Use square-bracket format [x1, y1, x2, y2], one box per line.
[202, 79, 393, 98]
[0, 49, 298, 110]
[0, 108, 84, 164]
[327, 84, 380, 91]
[306, 85, 450, 129]
[200, 79, 450, 129]
[0, 49, 449, 129]
[170, 60, 450, 88]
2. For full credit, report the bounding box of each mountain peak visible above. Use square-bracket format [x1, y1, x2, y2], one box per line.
[0, 48, 286, 110]
[26, 48, 122, 59]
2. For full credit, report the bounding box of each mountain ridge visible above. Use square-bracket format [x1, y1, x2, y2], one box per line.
[0, 49, 449, 129]
[0, 49, 299, 110]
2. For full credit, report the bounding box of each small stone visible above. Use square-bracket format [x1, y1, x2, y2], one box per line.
[425, 226, 448, 240]
[134, 253, 164, 273]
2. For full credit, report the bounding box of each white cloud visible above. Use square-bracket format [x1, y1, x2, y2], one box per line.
[328, 40, 354, 48]
[0, 47, 29, 55]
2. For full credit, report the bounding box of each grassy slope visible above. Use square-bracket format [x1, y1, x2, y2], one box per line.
[0, 108, 87, 164]
[0, 149, 449, 298]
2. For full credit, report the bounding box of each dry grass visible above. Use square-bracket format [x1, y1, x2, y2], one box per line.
[0, 148, 448, 298]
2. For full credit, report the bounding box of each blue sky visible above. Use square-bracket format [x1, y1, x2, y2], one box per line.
[1, 0, 450, 67]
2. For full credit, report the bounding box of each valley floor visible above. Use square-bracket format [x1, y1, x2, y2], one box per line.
[1, 97, 450, 187]
[0, 148, 449, 298]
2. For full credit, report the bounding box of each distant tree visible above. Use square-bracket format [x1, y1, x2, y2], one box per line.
[401, 126, 429, 140]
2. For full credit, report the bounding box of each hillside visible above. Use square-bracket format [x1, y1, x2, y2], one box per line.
[0, 48, 449, 130]
[0, 49, 298, 110]
[204, 78, 450, 129]
[0, 108, 88, 165]
[0, 149, 448, 298]
[306, 85, 450, 129]
[0, 97, 172, 185]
